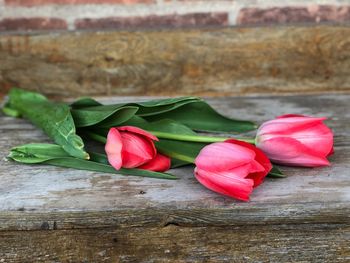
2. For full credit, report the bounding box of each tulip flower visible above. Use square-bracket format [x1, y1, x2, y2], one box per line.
[138, 153, 171, 172]
[256, 114, 334, 167]
[194, 140, 272, 201]
[105, 126, 171, 172]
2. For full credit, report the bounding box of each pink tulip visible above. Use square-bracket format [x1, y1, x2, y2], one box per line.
[256, 114, 334, 167]
[105, 126, 170, 172]
[138, 153, 171, 172]
[194, 140, 272, 201]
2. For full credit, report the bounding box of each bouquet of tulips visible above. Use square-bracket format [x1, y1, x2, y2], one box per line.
[3, 89, 334, 201]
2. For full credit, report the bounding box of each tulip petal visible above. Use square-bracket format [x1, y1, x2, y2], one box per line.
[226, 163, 257, 179]
[249, 160, 266, 173]
[105, 128, 123, 170]
[194, 168, 254, 201]
[258, 116, 327, 136]
[277, 114, 305, 118]
[138, 153, 171, 172]
[118, 126, 158, 161]
[288, 122, 333, 157]
[195, 142, 256, 172]
[226, 139, 272, 187]
[247, 162, 270, 187]
[258, 137, 330, 167]
[226, 139, 271, 172]
[120, 131, 156, 168]
[117, 126, 158, 141]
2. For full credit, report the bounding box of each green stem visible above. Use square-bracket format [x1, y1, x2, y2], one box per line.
[85, 130, 255, 145]
[84, 131, 107, 143]
[148, 131, 255, 144]
[160, 150, 195, 163]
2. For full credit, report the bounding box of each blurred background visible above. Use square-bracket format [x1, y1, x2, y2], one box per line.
[1, 0, 350, 98]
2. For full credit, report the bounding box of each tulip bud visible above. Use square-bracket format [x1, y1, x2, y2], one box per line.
[138, 153, 171, 172]
[105, 126, 170, 172]
[256, 114, 334, 167]
[194, 140, 272, 201]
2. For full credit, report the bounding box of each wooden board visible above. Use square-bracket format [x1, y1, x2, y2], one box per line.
[1, 25, 350, 98]
[0, 94, 349, 262]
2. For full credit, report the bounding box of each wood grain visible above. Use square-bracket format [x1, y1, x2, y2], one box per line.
[1, 26, 350, 98]
[0, 94, 349, 262]
[1, 224, 349, 262]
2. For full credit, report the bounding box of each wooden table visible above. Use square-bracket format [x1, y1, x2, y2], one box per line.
[0, 94, 349, 262]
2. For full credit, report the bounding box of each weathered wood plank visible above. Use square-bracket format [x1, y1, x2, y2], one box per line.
[1, 203, 349, 232]
[1, 26, 350, 98]
[0, 94, 349, 229]
[0, 224, 349, 262]
[0, 94, 349, 262]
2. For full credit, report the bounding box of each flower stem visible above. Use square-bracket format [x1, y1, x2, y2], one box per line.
[148, 131, 255, 144]
[86, 129, 255, 144]
[84, 131, 107, 143]
[163, 151, 195, 163]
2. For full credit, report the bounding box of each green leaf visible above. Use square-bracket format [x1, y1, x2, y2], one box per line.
[147, 119, 197, 135]
[133, 96, 200, 107]
[136, 98, 201, 116]
[8, 143, 177, 180]
[70, 97, 102, 108]
[72, 106, 138, 127]
[123, 117, 197, 135]
[2, 105, 21, 117]
[46, 158, 177, 180]
[6, 88, 89, 159]
[121, 115, 150, 128]
[267, 165, 286, 178]
[170, 158, 191, 168]
[89, 151, 110, 164]
[88, 152, 178, 179]
[71, 97, 201, 120]
[156, 139, 204, 163]
[145, 101, 256, 133]
[93, 116, 199, 138]
[71, 96, 255, 133]
[71, 97, 201, 129]
[9, 143, 70, 163]
[71, 96, 200, 110]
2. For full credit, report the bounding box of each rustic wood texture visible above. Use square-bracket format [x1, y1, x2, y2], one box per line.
[0, 94, 349, 262]
[1, 224, 349, 262]
[1, 26, 350, 98]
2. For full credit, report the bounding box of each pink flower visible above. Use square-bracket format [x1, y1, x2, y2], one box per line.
[105, 126, 171, 172]
[138, 153, 171, 172]
[256, 114, 334, 167]
[194, 140, 272, 201]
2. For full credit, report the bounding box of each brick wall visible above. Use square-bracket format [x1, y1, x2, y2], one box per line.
[0, 0, 350, 32]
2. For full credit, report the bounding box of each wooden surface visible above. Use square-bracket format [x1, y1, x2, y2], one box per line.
[1, 25, 350, 98]
[0, 94, 349, 262]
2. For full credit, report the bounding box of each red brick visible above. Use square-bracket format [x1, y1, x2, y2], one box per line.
[0, 18, 67, 31]
[176, 0, 233, 1]
[237, 5, 350, 25]
[312, 5, 350, 22]
[75, 13, 228, 30]
[5, 0, 153, 6]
